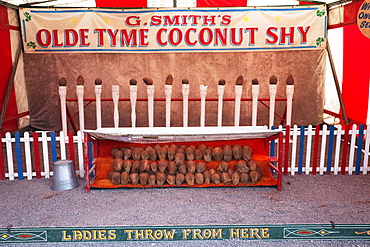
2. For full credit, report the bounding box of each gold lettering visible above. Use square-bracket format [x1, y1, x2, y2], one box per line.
[154, 230, 163, 240]
[125, 230, 134, 240]
[193, 229, 204, 239]
[163, 229, 176, 239]
[250, 228, 261, 239]
[212, 228, 222, 239]
[203, 229, 211, 239]
[261, 228, 270, 238]
[73, 230, 82, 240]
[98, 230, 107, 240]
[61, 230, 71, 241]
[241, 228, 249, 238]
[229, 228, 239, 238]
[108, 230, 117, 240]
[145, 229, 155, 240]
[183, 229, 191, 239]
[92, 230, 98, 240]
[83, 230, 92, 240]
[135, 230, 144, 239]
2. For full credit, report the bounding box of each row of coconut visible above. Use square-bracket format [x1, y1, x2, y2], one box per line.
[108, 158, 262, 187]
[110, 143, 253, 163]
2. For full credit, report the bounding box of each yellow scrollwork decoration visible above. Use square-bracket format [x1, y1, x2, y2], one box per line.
[354, 230, 370, 235]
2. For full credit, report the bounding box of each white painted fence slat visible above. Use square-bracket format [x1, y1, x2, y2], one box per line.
[305, 125, 313, 175]
[5, 132, 14, 180]
[165, 85, 172, 128]
[24, 132, 33, 180]
[234, 85, 242, 127]
[363, 125, 370, 175]
[77, 131, 84, 178]
[217, 85, 225, 127]
[76, 85, 85, 131]
[290, 125, 298, 175]
[319, 124, 327, 175]
[42, 131, 50, 178]
[334, 125, 342, 175]
[182, 84, 189, 127]
[200, 85, 207, 127]
[130, 85, 137, 128]
[60, 131, 66, 160]
[348, 124, 357, 175]
[146, 85, 154, 128]
[112, 85, 120, 128]
[95, 84, 102, 129]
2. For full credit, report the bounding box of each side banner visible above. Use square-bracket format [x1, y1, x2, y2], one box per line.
[19, 6, 327, 53]
[0, 224, 370, 243]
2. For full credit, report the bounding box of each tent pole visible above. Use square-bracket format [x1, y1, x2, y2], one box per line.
[326, 40, 349, 124]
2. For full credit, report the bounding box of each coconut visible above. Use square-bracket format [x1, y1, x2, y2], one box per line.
[123, 148, 132, 160]
[203, 149, 212, 163]
[166, 161, 176, 175]
[176, 173, 185, 186]
[158, 159, 168, 173]
[141, 150, 150, 160]
[223, 145, 233, 162]
[178, 163, 187, 174]
[209, 168, 216, 175]
[212, 147, 223, 161]
[198, 143, 207, 152]
[166, 174, 176, 185]
[194, 149, 203, 160]
[121, 171, 129, 185]
[139, 173, 149, 186]
[187, 161, 196, 174]
[176, 148, 185, 154]
[139, 160, 150, 172]
[211, 173, 221, 185]
[157, 146, 168, 160]
[113, 158, 123, 172]
[130, 173, 139, 185]
[195, 173, 204, 185]
[150, 162, 158, 173]
[185, 173, 195, 186]
[249, 170, 261, 184]
[146, 146, 153, 152]
[240, 173, 250, 185]
[174, 153, 185, 166]
[185, 146, 195, 161]
[242, 145, 252, 161]
[167, 147, 176, 161]
[109, 170, 121, 185]
[110, 147, 119, 158]
[232, 144, 242, 160]
[248, 160, 257, 171]
[149, 149, 158, 161]
[114, 150, 124, 159]
[131, 160, 140, 173]
[123, 160, 132, 173]
[156, 172, 166, 186]
[148, 174, 156, 187]
[132, 147, 142, 160]
[203, 170, 211, 184]
[221, 172, 232, 185]
[217, 161, 229, 173]
[232, 172, 240, 185]
[235, 160, 250, 173]
[196, 162, 207, 173]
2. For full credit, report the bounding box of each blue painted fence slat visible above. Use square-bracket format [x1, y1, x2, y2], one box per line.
[298, 125, 305, 174]
[356, 124, 365, 175]
[15, 132, 23, 180]
[51, 131, 57, 163]
[327, 125, 335, 174]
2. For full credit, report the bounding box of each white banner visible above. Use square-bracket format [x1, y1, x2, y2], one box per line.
[19, 6, 327, 53]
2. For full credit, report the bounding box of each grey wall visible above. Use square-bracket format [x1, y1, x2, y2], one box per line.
[24, 50, 326, 131]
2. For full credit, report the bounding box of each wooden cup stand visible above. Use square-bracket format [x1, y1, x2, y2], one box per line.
[83, 127, 283, 192]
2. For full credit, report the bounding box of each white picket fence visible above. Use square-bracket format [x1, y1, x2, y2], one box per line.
[1, 124, 369, 181]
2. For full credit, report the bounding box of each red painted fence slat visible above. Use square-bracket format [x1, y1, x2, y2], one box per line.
[33, 132, 41, 179]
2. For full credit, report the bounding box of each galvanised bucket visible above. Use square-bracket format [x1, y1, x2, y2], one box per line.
[52, 160, 78, 190]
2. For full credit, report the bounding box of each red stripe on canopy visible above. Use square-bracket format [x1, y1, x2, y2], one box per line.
[197, 0, 247, 7]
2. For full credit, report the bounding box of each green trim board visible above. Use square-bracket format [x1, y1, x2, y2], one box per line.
[0, 224, 369, 244]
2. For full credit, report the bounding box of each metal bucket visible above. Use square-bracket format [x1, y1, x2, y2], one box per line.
[52, 160, 78, 190]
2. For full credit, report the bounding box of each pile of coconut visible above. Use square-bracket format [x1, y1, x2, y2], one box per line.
[108, 143, 262, 187]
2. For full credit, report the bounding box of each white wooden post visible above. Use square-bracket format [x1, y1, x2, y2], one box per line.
[290, 125, 298, 175]
[234, 85, 242, 127]
[5, 132, 14, 180]
[269, 83, 277, 128]
[348, 124, 357, 175]
[146, 85, 155, 127]
[165, 84, 173, 127]
[319, 124, 327, 175]
[24, 132, 32, 179]
[76, 86, 85, 131]
[334, 125, 343, 175]
[130, 84, 138, 128]
[182, 81, 189, 127]
[286, 84, 294, 126]
[77, 130, 84, 178]
[60, 131, 66, 160]
[112, 85, 120, 128]
[363, 125, 370, 175]
[58, 79, 67, 136]
[305, 125, 313, 175]
[251, 81, 259, 126]
[200, 84, 208, 127]
[94, 79, 102, 129]
[217, 81, 225, 127]
[41, 131, 50, 178]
